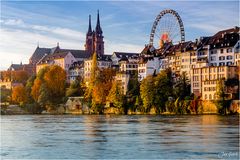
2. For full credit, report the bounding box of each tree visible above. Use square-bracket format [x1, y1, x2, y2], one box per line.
[31, 78, 42, 102]
[31, 67, 50, 103]
[140, 75, 155, 112]
[66, 80, 84, 97]
[90, 68, 116, 113]
[31, 65, 66, 108]
[38, 83, 50, 107]
[126, 73, 140, 111]
[12, 85, 27, 104]
[13, 70, 30, 85]
[174, 72, 190, 99]
[216, 78, 227, 114]
[1, 87, 11, 103]
[85, 52, 98, 103]
[90, 52, 98, 85]
[43, 65, 66, 104]
[25, 75, 36, 103]
[107, 81, 124, 108]
[154, 69, 173, 113]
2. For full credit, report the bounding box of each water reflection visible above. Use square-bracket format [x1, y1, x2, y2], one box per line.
[1, 115, 239, 159]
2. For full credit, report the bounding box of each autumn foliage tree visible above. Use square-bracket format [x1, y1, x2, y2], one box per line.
[12, 85, 27, 104]
[85, 52, 98, 102]
[43, 65, 66, 103]
[31, 65, 66, 108]
[31, 78, 42, 102]
[107, 80, 124, 109]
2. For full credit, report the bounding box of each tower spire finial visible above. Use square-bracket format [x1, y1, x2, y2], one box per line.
[96, 9, 102, 34]
[87, 14, 92, 35]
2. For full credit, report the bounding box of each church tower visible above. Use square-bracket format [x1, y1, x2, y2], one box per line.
[85, 10, 104, 56]
[85, 15, 93, 54]
[94, 10, 104, 56]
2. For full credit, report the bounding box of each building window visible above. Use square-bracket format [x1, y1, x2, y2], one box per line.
[220, 49, 224, 53]
[219, 62, 225, 66]
[219, 56, 225, 60]
[210, 56, 215, 61]
[205, 94, 207, 100]
[227, 48, 232, 53]
[209, 94, 212, 100]
[227, 56, 232, 60]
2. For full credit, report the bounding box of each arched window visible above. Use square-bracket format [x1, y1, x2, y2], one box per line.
[209, 94, 212, 100]
[214, 94, 217, 99]
[205, 94, 207, 100]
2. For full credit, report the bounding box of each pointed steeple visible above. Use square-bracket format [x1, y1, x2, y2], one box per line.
[96, 10, 103, 34]
[87, 15, 92, 36]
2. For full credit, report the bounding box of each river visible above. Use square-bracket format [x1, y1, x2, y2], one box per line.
[1, 115, 239, 159]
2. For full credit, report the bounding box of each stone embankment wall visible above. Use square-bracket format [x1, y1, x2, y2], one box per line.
[65, 97, 90, 114]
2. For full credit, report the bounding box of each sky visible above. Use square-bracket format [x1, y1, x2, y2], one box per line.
[0, 0, 239, 70]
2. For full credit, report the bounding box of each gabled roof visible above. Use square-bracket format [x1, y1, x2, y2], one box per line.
[208, 27, 239, 49]
[113, 52, 139, 58]
[29, 47, 52, 64]
[8, 64, 23, 71]
[38, 51, 72, 64]
[32, 45, 92, 65]
[60, 49, 91, 59]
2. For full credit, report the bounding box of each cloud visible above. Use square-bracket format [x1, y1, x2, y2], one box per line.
[0, 18, 144, 70]
[105, 40, 143, 54]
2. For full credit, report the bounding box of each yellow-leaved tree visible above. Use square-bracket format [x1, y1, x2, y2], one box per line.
[43, 65, 66, 103]
[12, 85, 27, 104]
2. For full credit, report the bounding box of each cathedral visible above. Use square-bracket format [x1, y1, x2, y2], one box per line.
[85, 10, 104, 55]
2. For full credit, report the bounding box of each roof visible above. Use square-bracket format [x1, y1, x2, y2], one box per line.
[208, 27, 239, 49]
[8, 64, 23, 71]
[29, 47, 52, 65]
[60, 49, 91, 59]
[97, 55, 112, 61]
[69, 61, 84, 70]
[113, 52, 139, 58]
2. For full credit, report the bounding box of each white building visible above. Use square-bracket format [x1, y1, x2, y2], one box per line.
[68, 61, 84, 83]
[138, 56, 160, 81]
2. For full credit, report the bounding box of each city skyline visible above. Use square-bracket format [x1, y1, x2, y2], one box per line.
[0, 0, 239, 70]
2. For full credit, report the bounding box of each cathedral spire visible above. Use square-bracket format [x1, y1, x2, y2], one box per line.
[87, 15, 92, 35]
[96, 10, 102, 34]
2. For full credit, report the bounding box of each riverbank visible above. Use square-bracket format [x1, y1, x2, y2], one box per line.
[1, 100, 240, 115]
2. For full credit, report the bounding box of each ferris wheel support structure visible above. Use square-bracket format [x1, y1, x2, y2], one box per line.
[149, 9, 185, 46]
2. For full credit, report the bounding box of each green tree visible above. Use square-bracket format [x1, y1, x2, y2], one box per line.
[1, 87, 11, 103]
[154, 69, 173, 113]
[38, 83, 51, 108]
[66, 80, 84, 97]
[126, 73, 140, 111]
[25, 75, 36, 103]
[140, 75, 155, 112]
[174, 72, 190, 100]
[216, 78, 227, 114]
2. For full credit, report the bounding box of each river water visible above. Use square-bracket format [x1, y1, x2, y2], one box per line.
[1, 115, 239, 159]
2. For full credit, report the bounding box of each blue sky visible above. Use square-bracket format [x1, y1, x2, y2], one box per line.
[0, 0, 239, 70]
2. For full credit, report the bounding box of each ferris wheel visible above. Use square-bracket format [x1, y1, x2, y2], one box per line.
[149, 9, 185, 48]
